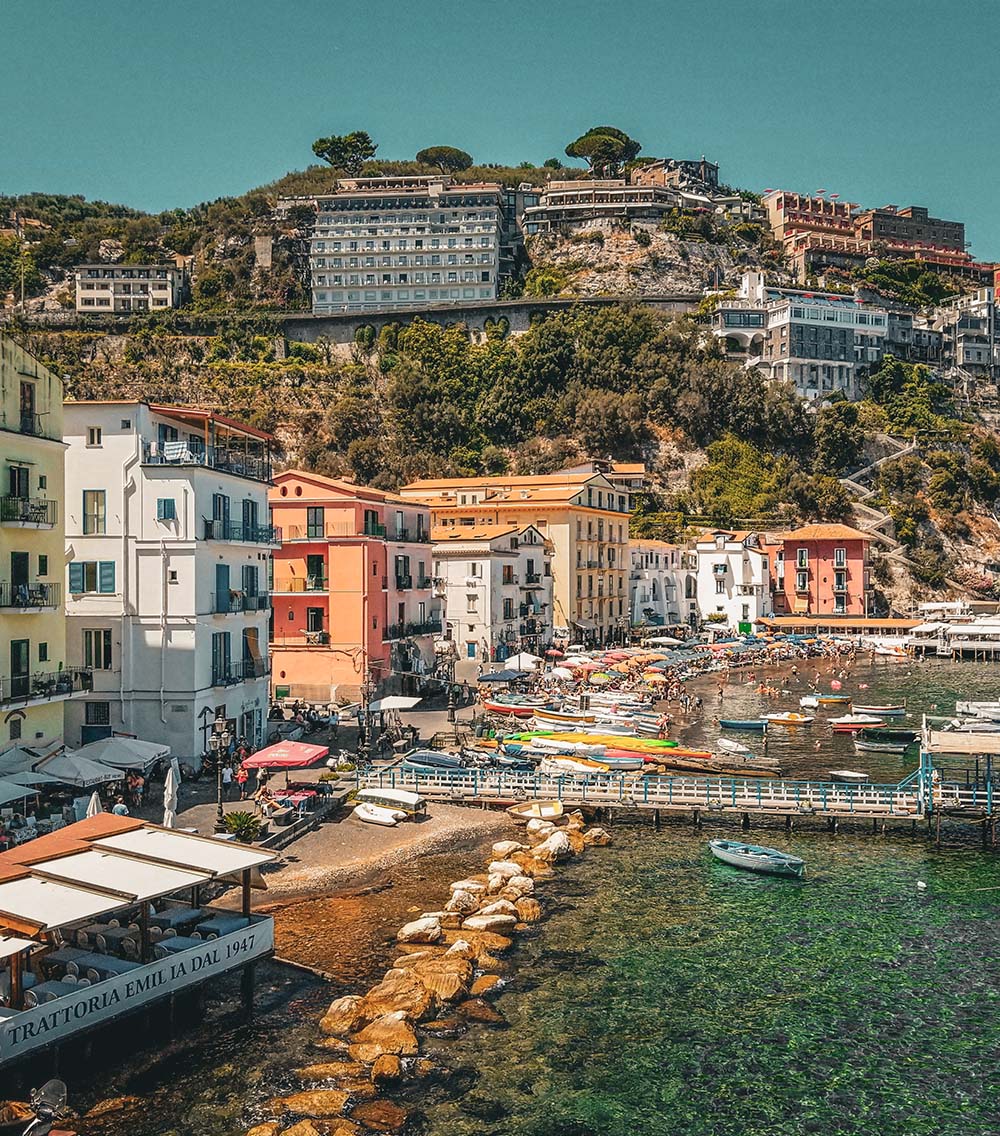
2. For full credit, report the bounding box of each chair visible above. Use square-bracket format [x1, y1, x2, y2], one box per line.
[122, 938, 139, 959]
[162, 928, 176, 939]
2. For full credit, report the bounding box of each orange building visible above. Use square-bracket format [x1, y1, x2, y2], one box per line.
[269, 472, 438, 701]
[773, 524, 872, 617]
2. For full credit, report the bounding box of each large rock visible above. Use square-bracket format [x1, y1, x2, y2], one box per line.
[564, 809, 587, 830]
[449, 878, 486, 894]
[491, 840, 526, 858]
[583, 826, 613, 846]
[348, 1012, 419, 1063]
[445, 889, 480, 914]
[396, 915, 442, 944]
[524, 819, 556, 843]
[329, 1123, 361, 1136]
[320, 995, 366, 1036]
[566, 828, 587, 854]
[360, 970, 436, 1022]
[407, 954, 474, 1001]
[273, 1090, 350, 1118]
[501, 874, 534, 897]
[533, 830, 573, 862]
[462, 913, 518, 933]
[487, 859, 523, 879]
[350, 1100, 410, 1133]
[515, 897, 543, 923]
[444, 938, 476, 959]
[509, 851, 552, 876]
[470, 974, 504, 997]
[457, 997, 507, 1025]
[370, 1053, 402, 1086]
[331, 1076, 376, 1101]
[477, 899, 518, 918]
[312, 1036, 351, 1053]
[295, 1061, 367, 1081]
[245, 1125, 281, 1136]
[442, 928, 514, 955]
[281, 1122, 323, 1136]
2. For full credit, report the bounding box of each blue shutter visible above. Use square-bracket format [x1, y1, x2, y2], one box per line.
[98, 561, 116, 593]
[157, 498, 176, 521]
[69, 562, 84, 593]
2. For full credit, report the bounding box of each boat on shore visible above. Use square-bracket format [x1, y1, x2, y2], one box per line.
[854, 737, 908, 754]
[828, 769, 871, 783]
[708, 839, 805, 878]
[481, 699, 536, 718]
[539, 756, 610, 776]
[720, 718, 768, 731]
[533, 707, 597, 726]
[352, 802, 405, 826]
[507, 799, 563, 822]
[401, 750, 467, 774]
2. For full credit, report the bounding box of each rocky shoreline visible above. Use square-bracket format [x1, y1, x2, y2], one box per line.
[244, 811, 612, 1136]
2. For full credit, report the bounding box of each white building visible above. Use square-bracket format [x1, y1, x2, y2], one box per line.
[629, 539, 699, 629]
[62, 401, 277, 759]
[694, 530, 773, 632]
[74, 265, 187, 314]
[304, 176, 505, 313]
[432, 524, 552, 680]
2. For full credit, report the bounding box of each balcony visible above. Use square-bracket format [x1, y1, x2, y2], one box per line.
[502, 574, 519, 587]
[211, 592, 271, 614]
[1, 666, 92, 707]
[0, 582, 60, 610]
[272, 577, 328, 593]
[1, 496, 57, 528]
[395, 574, 413, 590]
[203, 520, 280, 545]
[713, 564, 727, 576]
[833, 582, 849, 594]
[285, 521, 387, 540]
[142, 442, 272, 483]
[416, 576, 433, 589]
[522, 573, 541, 586]
[382, 618, 443, 641]
[393, 527, 410, 542]
[211, 658, 271, 687]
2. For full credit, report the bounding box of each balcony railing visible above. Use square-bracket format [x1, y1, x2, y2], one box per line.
[285, 521, 388, 540]
[0, 496, 57, 527]
[212, 658, 271, 686]
[393, 527, 410, 542]
[203, 520, 280, 544]
[0, 582, 60, 609]
[142, 442, 272, 483]
[522, 573, 541, 586]
[272, 577, 328, 593]
[395, 575, 413, 590]
[211, 592, 271, 614]
[416, 576, 433, 589]
[502, 574, 519, 586]
[382, 619, 443, 641]
[1, 666, 92, 706]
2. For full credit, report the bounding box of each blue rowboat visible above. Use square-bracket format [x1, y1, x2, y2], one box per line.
[401, 750, 467, 775]
[719, 718, 768, 732]
[708, 839, 805, 878]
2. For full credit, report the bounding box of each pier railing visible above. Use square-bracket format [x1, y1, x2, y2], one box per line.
[357, 768, 923, 818]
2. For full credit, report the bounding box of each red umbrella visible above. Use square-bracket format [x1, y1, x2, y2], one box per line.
[545, 648, 564, 657]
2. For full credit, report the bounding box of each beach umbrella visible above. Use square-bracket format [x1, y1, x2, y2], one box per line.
[545, 649, 564, 658]
[589, 673, 611, 686]
[551, 667, 573, 680]
[162, 760, 180, 829]
[85, 791, 103, 818]
[831, 679, 843, 690]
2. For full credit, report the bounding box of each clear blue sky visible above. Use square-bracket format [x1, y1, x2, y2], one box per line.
[5, 0, 998, 257]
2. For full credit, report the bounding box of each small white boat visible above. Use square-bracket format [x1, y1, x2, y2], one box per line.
[853, 704, 906, 717]
[799, 695, 820, 710]
[830, 713, 885, 732]
[708, 839, 805, 878]
[873, 645, 908, 660]
[828, 769, 871, 783]
[764, 712, 814, 726]
[507, 799, 564, 822]
[533, 708, 597, 726]
[530, 737, 607, 757]
[539, 756, 610, 776]
[353, 802, 405, 826]
[717, 737, 752, 756]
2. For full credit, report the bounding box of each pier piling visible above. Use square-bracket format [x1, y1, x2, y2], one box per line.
[741, 812, 751, 831]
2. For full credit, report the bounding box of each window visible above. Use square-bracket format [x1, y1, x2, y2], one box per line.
[796, 570, 808, 592]
[8, 465, 29, 498]
[796, 548, 809, 569]
[467, 594, 478, 613]
[87, 427, 102, 447]
[9, 718, 21, 741]
[157, 498, 176, 522]
[503, 598, 514, 620]
[306, 607, 324, 632]
[84, 628, 113, 669]
[38, 555, 48, 576]
[834, 547, 847, 568]
[69, 560, 116, 594]
[306, 506, 324, 539]
[715, 579, 726, 594]
[38, 642, 48, 662]
[121, 419, 131, 430]
[834, 571, 847, 592]
[85, 702, 111, 726]
[83, 490, 106, 534]
[37, 475, 46, 490]
[212, 632, 232, 682]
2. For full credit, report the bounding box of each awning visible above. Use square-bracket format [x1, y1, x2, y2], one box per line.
[0, 876, 124, 933]
[0, 781, 37, 808]
[793, 599, 810, 614]
[74, 736, 170, 770]
[30, 849, 211, 902]
[367, 696, 422, 713]
[240, 741, 328, 769]
[911, 621, 950, 634]
[572, 619, 597, 631]
[3, 772, 61, 788]
[0, 935, 36, 960]
[478, 670, 529, 683]
[37, 752, 123, 787]
[93, 828, 274, 876]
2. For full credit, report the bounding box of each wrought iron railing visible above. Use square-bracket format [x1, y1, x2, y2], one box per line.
[0, 582, 60, 608]
[202, 520, 280, 544]
[0, 496, 57, 526]
[1, 666, 92, 705]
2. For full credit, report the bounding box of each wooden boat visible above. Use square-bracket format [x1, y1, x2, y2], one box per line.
[481, 699, 535, 718]
[708, 838, 805, 878]
[816, 694, 852, 704]
[717, 736, 752, 756]
[533, 707, 597, 726]
[854, 738, 907, 754]
[764, 712, 814, 726]
[598, 753, 645, 771]
[507, 799, 564, 822]
[859, 727, 918, 744]
[401, 749, 467, 774]
[353, 802, 404, 826]
[852, 704, 906, 717]
[830, 714, 885, 732]
[539, 756, 610, 776]
[828, 769, 870, 783]
[719, 719, 768, 731]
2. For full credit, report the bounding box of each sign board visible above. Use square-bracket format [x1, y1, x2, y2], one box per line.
[0, 917, 273, 1066]
[738, 622, 753, 635]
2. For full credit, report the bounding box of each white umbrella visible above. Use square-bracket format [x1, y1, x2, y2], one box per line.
[162, 760, 180, 829]
[76, 736, 169, 770]
[86, 791, 103, 818]
[551, 667, 574, 680]
[507, 651, 543, 672]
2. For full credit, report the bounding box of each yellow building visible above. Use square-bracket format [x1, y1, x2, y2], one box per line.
[0, 335, 80, 751]
[399, 471, 633, 644]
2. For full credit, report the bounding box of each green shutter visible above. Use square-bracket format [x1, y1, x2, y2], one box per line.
[69, 562, 84, 593]
[98, 561, 116, 593]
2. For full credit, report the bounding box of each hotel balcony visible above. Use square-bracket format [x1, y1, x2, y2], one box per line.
[1, 666, 92, 707]
[210, 592, 271, 614]
[272, 577, 328, 593]
[0, 496, 57, 528]
[382, 619, 443, 642]
[416, 575, 433, 589]
[202, 520, 281, 545]
[0, 582, 60, 610]
[284, 521, 387, 540]
[395, 574, 413, 590]
[142, 441, 272, 483]
[211, 658, 271, 687]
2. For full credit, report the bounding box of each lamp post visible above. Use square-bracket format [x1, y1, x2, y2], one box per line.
[447, 681, 456, 725]
[211, 715, 232, 834]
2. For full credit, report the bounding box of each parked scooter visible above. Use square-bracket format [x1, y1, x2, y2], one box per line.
[22, 1081, 71, 1136]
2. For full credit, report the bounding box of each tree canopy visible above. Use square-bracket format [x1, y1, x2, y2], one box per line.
[565, 126, 641, 177]
[311, 130, 378, 173]
[416, 146, 473, 173]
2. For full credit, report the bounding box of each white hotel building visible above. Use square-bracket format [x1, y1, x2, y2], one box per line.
[306, 176, 505, 314]
[62, 402, 277, 760]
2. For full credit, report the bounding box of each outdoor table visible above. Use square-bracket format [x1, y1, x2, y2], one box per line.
[76, 953, 142, 981]
[195, 913, 250, 939]
[26, 980, 78, 1005]
[149, 907, 208, 932]
[0, 971, 37, 997]
[95, 926, 139, 953]
[43, 948, 92, 977]
[152, 936, 203, 959]
[274, 791, 314, 809]
[75, 923, 112, 948]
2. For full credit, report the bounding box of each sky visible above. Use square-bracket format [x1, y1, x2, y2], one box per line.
[5, 0, 999, 258]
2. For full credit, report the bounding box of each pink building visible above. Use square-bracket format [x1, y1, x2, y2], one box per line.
[773, 524, 872, 617]
[269, 471, 438, 701]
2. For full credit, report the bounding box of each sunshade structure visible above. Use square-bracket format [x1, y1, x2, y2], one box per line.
[0, 875, 125, 933]
[478, 669, 530, 683]
[3, 771, 61, 788]
[367, 695, 422, 713]
[0, 781, 37, 808]
[241, 740, 329, 769]
[75, 736, 169, 770]
[162, 762, 180, 829]
[0, 935, 36, 960]
[36, 750, 123, 787]
[0, 748, 39, 776]
[85, 791, 102, 819]
[506, 652, 543, 672]
[93, 826, 274, 877]
[30, 849, 211, 902]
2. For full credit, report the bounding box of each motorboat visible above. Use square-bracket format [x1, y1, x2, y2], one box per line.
[799, 695, 819, 710]
[507, 799, 564, 822]
[719, 719, 768, 732]
[764, 712, 814, 726]
[356, 787, 427, 817]
[853, 704, 906, 717]
[956, 700, 1000, 720]
[859, 727, 918, 744]
[353, 802, 405, 826]
[830, 714, 885, 732]
[828, 769, 871, 783]
[528, 736, 607, 757]
[716, 737, 752, 756]
[481, 699, 536, 718]
[873, 644, 908, 660]
[708, 839, 805, 878]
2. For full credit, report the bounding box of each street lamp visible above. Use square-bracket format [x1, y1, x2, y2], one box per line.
[211, 715, 232, 834]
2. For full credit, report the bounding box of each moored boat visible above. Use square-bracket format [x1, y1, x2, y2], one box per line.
[828, 769, 870, 783]
[481, 699, 536, 717]
[852, 704, 906, 717]
[830, 714, 885, 732]
[507, 799, 564, 822]
[401, 749, 468, 774]
[764, 712, 814, 726]
[539, 756, 611, 776]
[708, 839, 805, 878]
[854, 738, 908, 754]
[717, 736, 752, 756]
[719, 718, 768, 731]
[816, 694, 853, 704]
[533, 707, 597, 726]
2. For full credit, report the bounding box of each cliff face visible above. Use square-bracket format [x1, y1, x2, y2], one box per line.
[525, 222, 775, 296]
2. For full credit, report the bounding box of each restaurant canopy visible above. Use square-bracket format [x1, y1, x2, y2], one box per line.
[93, 827, 274, 876]
[0, 935, 36, 961]
[0, 781, 36, 808]
[75, 736, 170, 770]
[30, 849, 211, 902]
[478, 669, 529, 683]
[36, 751, 123, 787]
[367, 696, 422, 713]
[241, 740, 329, 769]
[0, 876, 124, 933]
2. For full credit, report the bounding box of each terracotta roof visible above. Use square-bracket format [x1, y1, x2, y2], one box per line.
[272, 469, 426, 508]
[431, 524, 518, 542]
[402, 472, 602, 491]
[695, 530, 752, 544]
[610, 463, 647, 474]
[0, 815, 143, 869]
[781, 523, 871, 542]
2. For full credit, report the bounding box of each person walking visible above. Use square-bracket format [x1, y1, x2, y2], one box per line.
[221, 762, 234, 800]
[236, 764, 249, 801]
